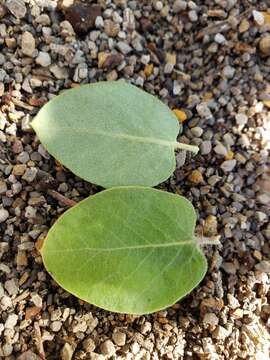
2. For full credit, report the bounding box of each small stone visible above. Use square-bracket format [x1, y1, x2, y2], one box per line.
[104, 19, 120, 37]
[188, 10, 198, 22]
[154, 1, 163, 11]
[259, 35, 270, 56]
[61, 343, 74, 360]
[112, 330, 126, 346]
[256, 211, 267, 222]
[141, 321, 152, 334]
[214, 143, 228, 156]
[255, 260, 270, 273]
[4, 278, 18, 295]
[203, 313, 219, 326]
[100, 340, 116, 357]
[6, 0, 26, 18]
[82, 337, 96, 352]
[214, 33, 226, 44]
[50, 65, 69, 79]
[12, 164, 27, 176]
[173, 0, 187, 12]
[0, 181, 7, 194]
[17, 351, 40, 360]
[222, 65, 235, 79]
[200, 141, 212, 155]
[212, 325, 229, 340]
[31, 293, 42, 307]
[16, 251, 28, 266]
[191, 126, 203, 137]
[173, 109, 187, 122]
[63, 4, 102, 36]
[188, 169, 204, 184]
[239, 18, 250, 32]
[220, 159, 236, 172]
[21, 31, 35, 57]
[17, 151, 30, 163]
[36, 52, 51, 67]
[203, 215, 218, 236]
[5, 314, 18, 329]
[22, 167, 38, 183]
[0, 208, 9, 223]
[253, 10, 264, 26]
[117, 41, 132, 55]
[235, 113, 248, 126]
[2, 344, 13, 356]
[221, 262, 237, 275]
[196, 103, 212, 119]
[51, 321, 62, 332]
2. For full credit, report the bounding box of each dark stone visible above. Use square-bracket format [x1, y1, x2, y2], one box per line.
[103, 53, 123, 69]
[63, 3, 102, 36]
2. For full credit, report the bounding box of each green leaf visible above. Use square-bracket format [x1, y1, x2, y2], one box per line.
[41, 187, 207, 315]
[32, 81, 198, 188]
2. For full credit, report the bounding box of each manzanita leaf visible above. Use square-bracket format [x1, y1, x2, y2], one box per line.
[41, 187, 207, 314]
[32, 81, 198, 188]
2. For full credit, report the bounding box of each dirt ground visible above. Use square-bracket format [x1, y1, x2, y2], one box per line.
[0, 0, 270, 359]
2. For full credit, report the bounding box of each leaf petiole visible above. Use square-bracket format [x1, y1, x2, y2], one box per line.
[174, 142, 199, 154]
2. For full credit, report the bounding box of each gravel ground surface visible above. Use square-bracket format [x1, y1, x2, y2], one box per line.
[0, 0, 270, 359]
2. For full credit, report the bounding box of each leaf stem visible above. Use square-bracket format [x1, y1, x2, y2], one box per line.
[196, 235, 221, 246]
[174, 142, 199, 154]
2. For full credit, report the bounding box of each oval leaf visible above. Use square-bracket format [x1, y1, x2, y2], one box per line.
[42, 187, 207, 314]
[32, 81, 183, 188]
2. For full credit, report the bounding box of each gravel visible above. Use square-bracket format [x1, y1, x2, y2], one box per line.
[0, 0, 269, 359]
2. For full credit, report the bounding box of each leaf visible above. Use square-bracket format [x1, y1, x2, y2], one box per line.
[32, 81, 198, 188]
[41, 187, 207, 315]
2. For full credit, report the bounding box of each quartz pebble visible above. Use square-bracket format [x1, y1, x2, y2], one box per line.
[0, 208, 9, 223]
[21, 31, 35, 57]
[100, 340, 115, 357]
[112, 330, 126, 346]
[6, 0, 26, 18]
[36, 52, 51, 67]
[220, 159, 236, 172]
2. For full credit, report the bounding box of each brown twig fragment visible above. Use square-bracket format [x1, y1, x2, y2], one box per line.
[47, 189, 77, 207]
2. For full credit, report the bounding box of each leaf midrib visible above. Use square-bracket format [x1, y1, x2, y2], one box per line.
[45, 239, 195, 253]
[49, 127, 178, 148]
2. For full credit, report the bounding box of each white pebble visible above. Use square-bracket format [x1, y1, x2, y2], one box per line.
[214, 33, 226, 44]
[253, 10, 264, 26]
[36, 52, 51, 67]
[0, 208, 9, 223]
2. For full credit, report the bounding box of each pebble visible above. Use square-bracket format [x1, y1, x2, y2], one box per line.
[17, 151, 30, 163]
[5, 314, 18, 329]
[63, 4, 102, 36]
[200, 140, 212, 155]
[253, 10, 264, 26]
[4, 279, 18, 296]
[212, 325, 229, 340]
[259, 35, 270, 56]
[188, 169, 204, 184]
[112, 330, 126, 346]
[220, 159, 236, 172]
[214, 33, 226, 44]
[36, 52, 51, 67]
[173, 0, 187, 12]
[117, 41, 132, 54]
[188, 10, 198, 22]
[100, 340, 116, 357]
[22, 167, 38, 183]
[214, 143, 228, 157]
[0, 181, 7, 194]
[51, 321, 62, 332]
[82, 337, 96, 352]
[191, 126, 203, 137]
[203, 313, 219, 326]
[196, 103, 212, 119]
[0, 208, 9, 223]
[223, 65, 235, 79]
[203, 215, 218, 236]
[255, 261, 270, 273]
[6, 0, 26, 18]
[61, 343, 74, 360]
[21, 31, 36, 57]
[235, 113, 248, 126]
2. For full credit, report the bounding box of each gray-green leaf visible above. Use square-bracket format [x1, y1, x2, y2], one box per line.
[32, 81, 197, 188]
[41, 187, 207, 314]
